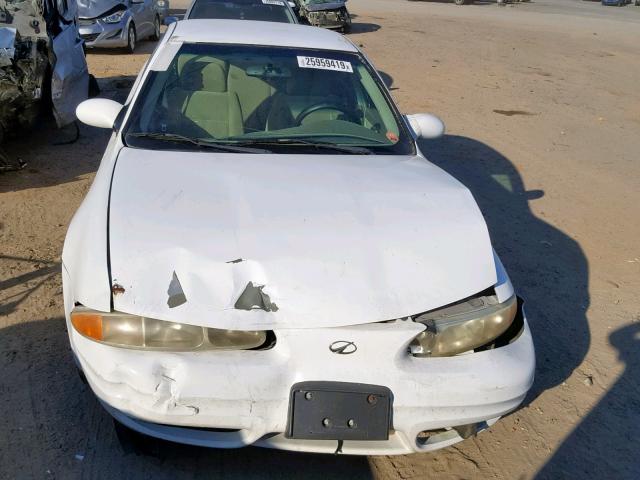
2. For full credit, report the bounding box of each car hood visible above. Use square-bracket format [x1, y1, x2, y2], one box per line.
[108, 148, 497, 330]
[77, 0, 125, 19]
[304, 3, 345, 12]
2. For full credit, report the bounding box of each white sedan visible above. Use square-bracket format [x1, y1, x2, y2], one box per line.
[64, 19, 535, 455]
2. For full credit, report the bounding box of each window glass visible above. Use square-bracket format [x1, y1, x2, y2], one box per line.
[189, 0, 296, 23]
[125, 44, 414, 155]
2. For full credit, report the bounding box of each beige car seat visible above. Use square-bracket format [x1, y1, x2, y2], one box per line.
[167, 57, 244, 139]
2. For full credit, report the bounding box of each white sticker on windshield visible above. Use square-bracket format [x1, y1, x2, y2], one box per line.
[297, 56, 353, 73]
[262, 0, 285, 5]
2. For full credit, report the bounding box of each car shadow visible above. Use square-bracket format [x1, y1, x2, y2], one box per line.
[348, 22, 381, 34]
[0, 75, 136, 194]
[0, 317, 375, 478]
[419, 135, 591, 404]
[0, 255, 60, 316]
[85, 38, 160, 56]
[535, 322, 640, 479]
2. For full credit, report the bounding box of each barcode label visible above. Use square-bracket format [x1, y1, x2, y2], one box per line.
[297, 56, 353, 73]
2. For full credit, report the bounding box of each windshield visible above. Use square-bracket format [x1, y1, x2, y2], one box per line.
[124, 44, 414, 155]
[188, 0, 296, 23]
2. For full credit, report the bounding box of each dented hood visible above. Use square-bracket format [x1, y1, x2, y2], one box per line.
[77, 0, 124, 18]
[304, 2, 346, 12]
[108, 149, 497, 330]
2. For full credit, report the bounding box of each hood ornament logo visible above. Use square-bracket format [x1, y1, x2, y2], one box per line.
[329, 340, 357, 355]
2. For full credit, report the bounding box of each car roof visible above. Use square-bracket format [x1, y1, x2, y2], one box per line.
[169, 19, 358, 53]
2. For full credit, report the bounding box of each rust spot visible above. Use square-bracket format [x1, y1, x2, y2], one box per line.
[111, 283, 125, 295]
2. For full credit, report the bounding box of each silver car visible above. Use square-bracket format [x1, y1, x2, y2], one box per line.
[78, 0, 169, 53]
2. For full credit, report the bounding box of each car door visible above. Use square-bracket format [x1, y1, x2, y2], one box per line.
[130, 0, 153, 38]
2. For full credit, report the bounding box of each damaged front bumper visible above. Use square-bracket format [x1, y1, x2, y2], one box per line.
[69, 308, 535, 455]
[79, 18, 128, 48]
[305, 8, 351, 30]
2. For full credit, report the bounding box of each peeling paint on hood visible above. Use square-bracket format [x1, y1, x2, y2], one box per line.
[108, 149, 497, 330]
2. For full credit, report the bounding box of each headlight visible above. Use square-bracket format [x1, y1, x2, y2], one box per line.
[409, 294, 517, 357]
[103, 10, 126, 24]
[71, 308, 269, 351]
[156, 0, 166, 6]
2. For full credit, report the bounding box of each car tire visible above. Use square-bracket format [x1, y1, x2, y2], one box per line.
[342, 23, 351, 34]
[125, 23, 136, 54]
[454, 0, 468, 4]
[150, 15, 161, 41]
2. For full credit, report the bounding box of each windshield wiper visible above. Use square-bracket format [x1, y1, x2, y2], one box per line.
[127, 132, 270, 154]
[232, 138, 373, 155]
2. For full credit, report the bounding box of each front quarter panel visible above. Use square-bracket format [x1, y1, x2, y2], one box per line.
[62, 133, 122, 316]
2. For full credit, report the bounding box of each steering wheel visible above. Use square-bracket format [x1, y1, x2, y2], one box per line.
[295, 103, 356, 126]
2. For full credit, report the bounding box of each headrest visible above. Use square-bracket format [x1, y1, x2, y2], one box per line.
[178, 56, 228, 92]
[200, 63, 228, 93]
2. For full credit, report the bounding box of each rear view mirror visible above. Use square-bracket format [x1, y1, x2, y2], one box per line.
[76, 98, 123, 129]
[405, 113, 445, 140]
[163, 16, 178, 25]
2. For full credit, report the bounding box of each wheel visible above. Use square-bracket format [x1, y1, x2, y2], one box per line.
[125, 23, 136, 54]
[635, 0, 639, 6]
[150, 15, 160, 41]
[342, 23, 351, 34]
[454, 0, 467, 4]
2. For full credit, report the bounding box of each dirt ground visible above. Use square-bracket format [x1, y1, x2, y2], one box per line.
[1, 0, 639, 478]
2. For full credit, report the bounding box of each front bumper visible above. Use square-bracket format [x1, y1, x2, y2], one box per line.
[306, 10, 351, 29]
[79, 18, 128, 49]
[70, 308, 535, 455]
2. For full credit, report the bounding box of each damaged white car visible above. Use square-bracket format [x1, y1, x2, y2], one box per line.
[64, 19, 535, 455]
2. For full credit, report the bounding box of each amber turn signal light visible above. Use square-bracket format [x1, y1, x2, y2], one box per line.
[71, 311, 103, 341]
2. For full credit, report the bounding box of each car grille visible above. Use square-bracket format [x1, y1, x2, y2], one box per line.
[81, 33, 100, 43]
[78, 18, 97, 26]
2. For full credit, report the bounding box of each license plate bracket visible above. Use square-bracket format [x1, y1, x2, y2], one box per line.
[286, 381, 393, 441]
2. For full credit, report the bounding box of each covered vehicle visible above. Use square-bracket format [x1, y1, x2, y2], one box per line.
[65, 19, 535, 455]
[0, 0, 89, 146]
[77, 0, 167, 53]
[292, 0, 350, 32]
[186, 0, 298, 23]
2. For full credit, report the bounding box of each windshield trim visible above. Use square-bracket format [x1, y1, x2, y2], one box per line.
[122, 43, 416, 156]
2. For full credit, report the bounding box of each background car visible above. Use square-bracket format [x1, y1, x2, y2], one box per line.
[292, 0, 351, 32]
[77, 0, 167, 53]
[1, 0, 88, 168]
[601, 0, 635, 5]
[185, 0, 298, 22]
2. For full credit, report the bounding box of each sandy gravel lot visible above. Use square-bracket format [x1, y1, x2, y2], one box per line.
[1, 0, 639, 478]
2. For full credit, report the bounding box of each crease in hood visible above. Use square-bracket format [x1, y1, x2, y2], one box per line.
[108, 149, 497, 330]
[77, 0, 127, 19]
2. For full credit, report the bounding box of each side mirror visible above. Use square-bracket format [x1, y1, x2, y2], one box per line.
[288, 1, 296, 7]
[163, 15, 178, 25]
[76, 98, 123, 129]
[405, 113, 445, 140]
